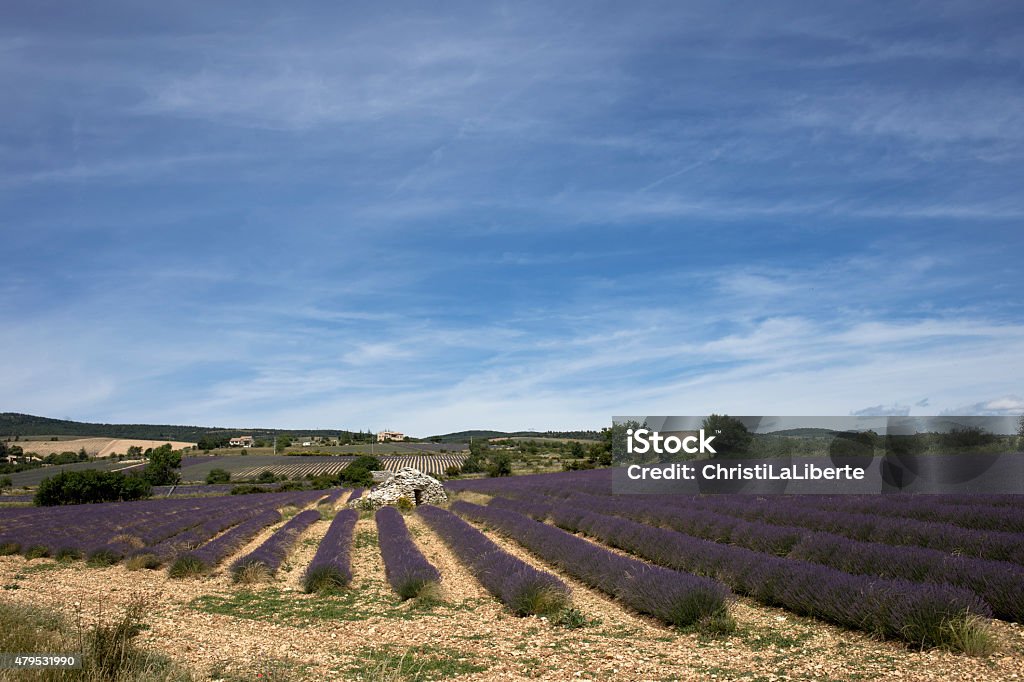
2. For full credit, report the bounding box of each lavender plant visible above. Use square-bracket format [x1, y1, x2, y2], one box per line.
[417, 504, 569, 616]
[375, 506, 440, 599]
[230, 508, 321, 582]
[303, 508, 358, 593]
[453, 501, 731, 630]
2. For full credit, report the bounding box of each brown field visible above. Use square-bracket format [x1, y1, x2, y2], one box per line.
[10, 438, 196, 458]
[1, 492, 1023, 681]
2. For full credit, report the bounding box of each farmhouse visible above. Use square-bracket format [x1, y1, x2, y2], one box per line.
[376, 430, 405, 443]
[350, 467, 447, 510]
[229, 436, 255, 448]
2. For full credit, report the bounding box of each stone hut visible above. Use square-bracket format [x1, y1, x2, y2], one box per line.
[349, 467, 447, 510]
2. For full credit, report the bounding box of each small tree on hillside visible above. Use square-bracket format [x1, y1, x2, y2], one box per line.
[143, 444, 182, 486]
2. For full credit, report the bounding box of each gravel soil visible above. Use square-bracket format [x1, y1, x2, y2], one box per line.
[1, 498, 1023, 681]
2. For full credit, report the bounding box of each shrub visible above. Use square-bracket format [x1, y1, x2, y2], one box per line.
[940, 426, 997, 449]
[255, 470, 280, 484]
[206, 468, 231, 484]
[34, 470, 151, 506]
[167, 554, 206, 578]
[339, 455, 382, 487]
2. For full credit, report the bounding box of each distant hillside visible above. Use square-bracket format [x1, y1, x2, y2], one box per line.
[0, 413, 350, 442]
[763, 428, 840, 438]
[430, 429, 602, 442]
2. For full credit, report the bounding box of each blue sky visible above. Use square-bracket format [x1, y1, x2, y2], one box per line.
[2, 1, 1023, 435]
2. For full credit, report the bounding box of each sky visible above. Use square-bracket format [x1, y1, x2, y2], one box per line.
[2, 1, 1023, 435]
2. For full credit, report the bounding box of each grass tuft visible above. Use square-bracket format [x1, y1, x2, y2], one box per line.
[55, 547, 83, 561]
[24, 545, 51, 559]
[510, 584, 571, 617]
[942, 614, 996, 656]
[233, 560, 273, 585]
[126, 554, 162, 571]
[167, 554, 207, 579]
[303, 565, 348, 594]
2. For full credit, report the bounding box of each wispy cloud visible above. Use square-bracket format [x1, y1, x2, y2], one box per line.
[1, 2, 1022, 432]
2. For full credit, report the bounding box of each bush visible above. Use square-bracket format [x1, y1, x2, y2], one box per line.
[255, 470, 280, 484]
[34, 470, 151, 506]
[487, 452, 513, 477]
[206, 468, 231, 484]
[230, 484, 271, 495]
[940, 426, 997, 449]
[339, 455, 382, 487]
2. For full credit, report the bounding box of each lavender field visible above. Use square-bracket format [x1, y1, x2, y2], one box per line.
[1, 470, 1024, 680]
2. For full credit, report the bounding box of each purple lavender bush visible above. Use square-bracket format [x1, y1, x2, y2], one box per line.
[454, 501, 731, 630]
[231, 508, 321, 582]
[417, 504, 569, 616]
[303, 509, 358, 593]
[544, 500, 991, 650]
[375, 506, 440, 599]
[169, 508, 283, 577]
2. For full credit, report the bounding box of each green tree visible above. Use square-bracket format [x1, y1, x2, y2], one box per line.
[143, 444, 182, 486]
[35, 470, 151, 506]
[486, 451, 513, 477]
[206, 468, 231, 484]
[255, 470, 280, 484]
[460, 440, 489, 474]
[0, 475, 12, 492]
[339, 455, 382, 486]
[700, 414, 752, 457]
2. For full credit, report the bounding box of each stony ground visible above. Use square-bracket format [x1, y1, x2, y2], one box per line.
[1, 493, 1023, 681]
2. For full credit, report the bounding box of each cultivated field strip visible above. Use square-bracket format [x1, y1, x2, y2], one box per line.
[303, 508, 358, 592]
[417, 504, 570, 615]
[448, 469, 1017, 650]
[231, 454, 467, 479]
[452, 500, 731, 628]
[0, 490, 326, 562]
[230, 509, 322, 579]
[375, 506, 440, 599]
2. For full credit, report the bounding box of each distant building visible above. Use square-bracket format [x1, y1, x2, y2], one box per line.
[377, 430, 405, 443]
[229, 436, 255, 448]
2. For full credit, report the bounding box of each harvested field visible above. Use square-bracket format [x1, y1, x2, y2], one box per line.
[9, 438, 196, 458]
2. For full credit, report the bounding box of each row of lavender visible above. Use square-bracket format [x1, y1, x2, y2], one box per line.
[451, 471, 1006, 649]
[417, 504, 568, 615]
[452, 501, 731, 628]
[491, 491, 1024, 624]
[0, 489, 332, 564]
[453, 470, 1024, 565]
[486, 491, 991, 648]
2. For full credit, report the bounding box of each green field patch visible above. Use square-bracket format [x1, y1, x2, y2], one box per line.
[189, 588, 488, 624]
[733, 624, 814, 651]
[345, 644, 489, 681]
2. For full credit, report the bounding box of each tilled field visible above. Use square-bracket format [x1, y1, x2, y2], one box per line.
[2, 495, 1023, 681]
